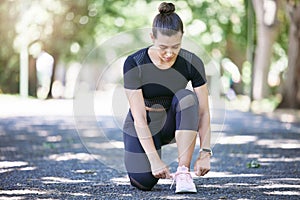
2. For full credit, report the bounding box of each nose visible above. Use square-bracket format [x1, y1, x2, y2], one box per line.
[165, 50, 174, 57]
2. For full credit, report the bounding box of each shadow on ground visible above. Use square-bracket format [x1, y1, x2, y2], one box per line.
[0, 109, 300, 199]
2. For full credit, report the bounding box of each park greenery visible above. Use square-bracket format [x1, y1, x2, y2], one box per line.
[0, 0, 299, 110]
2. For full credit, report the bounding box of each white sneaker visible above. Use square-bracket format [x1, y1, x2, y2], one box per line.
[171, 165, 197, 193]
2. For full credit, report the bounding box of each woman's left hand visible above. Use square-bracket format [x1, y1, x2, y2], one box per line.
[194, 152, 211, 176]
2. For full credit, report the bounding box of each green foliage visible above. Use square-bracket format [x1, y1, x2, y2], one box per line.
[0, 0, 290, 96]
[0, 2, 20, 93]
[246, 160, 261, 168]
[186, 0, 248, 62]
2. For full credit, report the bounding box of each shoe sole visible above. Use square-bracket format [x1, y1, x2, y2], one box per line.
[175, 188, 197, 193]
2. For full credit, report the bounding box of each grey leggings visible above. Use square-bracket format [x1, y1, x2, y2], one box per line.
[123, 89, 199, 191]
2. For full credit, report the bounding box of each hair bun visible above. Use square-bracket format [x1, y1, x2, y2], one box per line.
[158, 2, 175, 15]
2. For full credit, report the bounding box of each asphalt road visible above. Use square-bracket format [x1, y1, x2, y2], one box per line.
[0, 99, 299, 199]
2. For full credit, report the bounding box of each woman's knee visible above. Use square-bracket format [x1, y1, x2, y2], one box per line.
[172, 89, 199, 130]
[173, 89, 198, 111]
[128, 173, 158, 191]
[124, 151, 159, 191]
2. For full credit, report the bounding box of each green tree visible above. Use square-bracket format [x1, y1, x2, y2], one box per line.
[251, 0, 300, 108]
[279, 0, 300, 108]
[251, 0, 280, 100]
[186, 0, 249, 95]
[1, 0, 295, 109]
[0, 1, 19, 93]
[1, 0, 144, 98]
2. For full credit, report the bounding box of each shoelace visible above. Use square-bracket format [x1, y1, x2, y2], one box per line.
[169, 171, 192, 189]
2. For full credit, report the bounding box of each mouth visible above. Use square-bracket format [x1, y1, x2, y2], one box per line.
[164, 57, 173, 62]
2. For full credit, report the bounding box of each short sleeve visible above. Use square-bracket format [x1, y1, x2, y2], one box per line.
[190, 54, 207, 88]
[123, 56, 141, 90]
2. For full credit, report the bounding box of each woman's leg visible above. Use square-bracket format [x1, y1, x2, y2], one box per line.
[175, 130, 197, 168]
[123, 111, 163, 191]
[162, 89, 199, 168]
[123, 133, 159, 191]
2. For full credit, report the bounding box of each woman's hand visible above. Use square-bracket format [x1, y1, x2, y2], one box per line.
[194, 152, 211, 176]
[150, 158, 170, 179]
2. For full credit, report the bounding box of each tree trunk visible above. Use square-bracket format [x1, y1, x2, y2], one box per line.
[47, 53, 59, 99]
[28, 56, 37, 97]
[251, 0, 279, 100]
[279, 2, 300, 108]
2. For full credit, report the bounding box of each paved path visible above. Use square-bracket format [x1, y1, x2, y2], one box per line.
[0, 98, 300, 199]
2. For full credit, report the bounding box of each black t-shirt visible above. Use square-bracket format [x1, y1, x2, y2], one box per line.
[123, 47, 206, 100]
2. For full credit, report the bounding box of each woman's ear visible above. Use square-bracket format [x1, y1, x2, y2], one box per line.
[150, 32, 155, 42]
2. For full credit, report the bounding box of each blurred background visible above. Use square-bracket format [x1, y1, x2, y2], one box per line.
[0, 0, 299, 114]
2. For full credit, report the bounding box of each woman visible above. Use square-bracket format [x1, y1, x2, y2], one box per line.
[123, 2, 212, 193]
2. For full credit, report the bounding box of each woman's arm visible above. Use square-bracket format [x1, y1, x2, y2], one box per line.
[193, 84, 211, 176]
[125, 89, 170, 178]
[194, 84, 211, 149]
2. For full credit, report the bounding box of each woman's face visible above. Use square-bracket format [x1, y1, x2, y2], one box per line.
[151, 31, 183, 63]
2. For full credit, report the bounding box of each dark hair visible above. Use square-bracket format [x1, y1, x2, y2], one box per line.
[152, 2, 184, 38]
